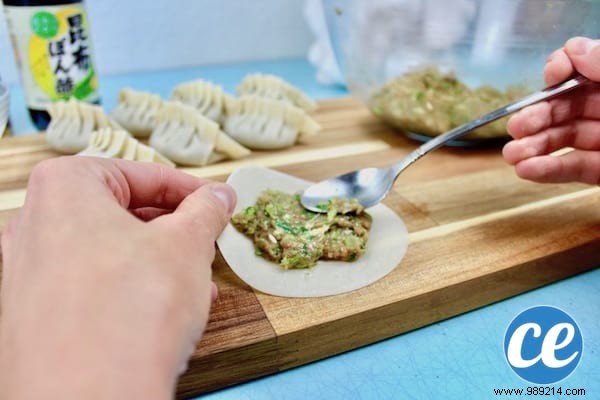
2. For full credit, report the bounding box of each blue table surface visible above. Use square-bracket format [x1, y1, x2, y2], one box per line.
[8, 59, 599, 399]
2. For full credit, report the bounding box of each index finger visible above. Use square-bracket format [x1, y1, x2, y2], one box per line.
[23, 157, 211, 224]
[106, 158, 210, 210]
[544, 47, 574, 86]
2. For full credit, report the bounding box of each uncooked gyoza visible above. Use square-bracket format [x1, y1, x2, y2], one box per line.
[236, 73, 318, 112]
[223, 95, 320, 150]
[171, 79, 232, 123]
[149, 101, 250, 166]
[111, 88, 164, 138]
[78, 128, 174, 167]
[46, 99, 123, 154]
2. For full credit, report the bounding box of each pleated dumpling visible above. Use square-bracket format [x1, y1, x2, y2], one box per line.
[111, 88, 164, 138]
[223, 96, 320, 150]
[236, 74, 318, 112]
[47, 99, 123, 154]
[149, 101, 250, 166]
[171, 79, 232, 123]
[78, 128, 174, 167]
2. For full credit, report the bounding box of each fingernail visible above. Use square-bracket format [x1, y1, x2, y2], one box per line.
[210, 184, 235, 213]
[567, 37, 599, 55]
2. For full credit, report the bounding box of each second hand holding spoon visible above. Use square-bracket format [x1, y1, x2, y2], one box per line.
[301, 75, 590, 212]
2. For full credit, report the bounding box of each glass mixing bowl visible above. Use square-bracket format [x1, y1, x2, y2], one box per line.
[323, 0, 599, 146]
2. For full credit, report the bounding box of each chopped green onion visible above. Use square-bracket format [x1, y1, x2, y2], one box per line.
[275, 220, 297, 235]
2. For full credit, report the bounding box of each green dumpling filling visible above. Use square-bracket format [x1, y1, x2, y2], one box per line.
[371, 67, 529, 139]
[231, 191, 372, 269]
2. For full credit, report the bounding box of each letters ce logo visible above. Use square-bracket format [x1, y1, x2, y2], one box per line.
[504, 306, 583, 384]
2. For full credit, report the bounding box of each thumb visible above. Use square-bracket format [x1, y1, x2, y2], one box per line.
[564, 37, 600, 81]
[162, 183, 236, 242]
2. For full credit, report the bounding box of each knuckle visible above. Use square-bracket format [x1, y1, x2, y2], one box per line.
[28, 156, 90, 188]
[29, 158, 66, 185]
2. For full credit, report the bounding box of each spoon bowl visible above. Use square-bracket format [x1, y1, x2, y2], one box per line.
[301, 167, 395, 212]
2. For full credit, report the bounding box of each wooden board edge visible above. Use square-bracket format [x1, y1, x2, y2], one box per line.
[174, 240, 598, 398]
[273, 241, 598, 371]
[177, 336, 280, 399]
[273, 241, 598, 370]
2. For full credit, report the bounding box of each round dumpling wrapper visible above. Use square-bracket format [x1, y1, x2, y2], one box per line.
[217, 166, 409, 298]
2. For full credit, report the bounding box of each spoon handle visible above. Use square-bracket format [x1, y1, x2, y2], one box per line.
[391, 75, 590, 177]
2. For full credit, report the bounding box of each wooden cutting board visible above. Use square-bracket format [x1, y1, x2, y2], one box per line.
[0, 97, 598, 398]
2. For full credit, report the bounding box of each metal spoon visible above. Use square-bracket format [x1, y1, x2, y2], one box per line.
[301, 75, 590, 212]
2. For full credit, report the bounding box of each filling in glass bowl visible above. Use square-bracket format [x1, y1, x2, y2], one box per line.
[370, 67, 528, 140]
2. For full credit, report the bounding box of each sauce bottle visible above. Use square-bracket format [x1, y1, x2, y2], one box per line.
[2, 0, 99, 130]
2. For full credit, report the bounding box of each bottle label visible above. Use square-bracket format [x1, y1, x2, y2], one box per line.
[4, 4, 99, 110]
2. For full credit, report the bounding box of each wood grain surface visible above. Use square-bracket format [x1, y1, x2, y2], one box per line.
[0, 97, 598, 398]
